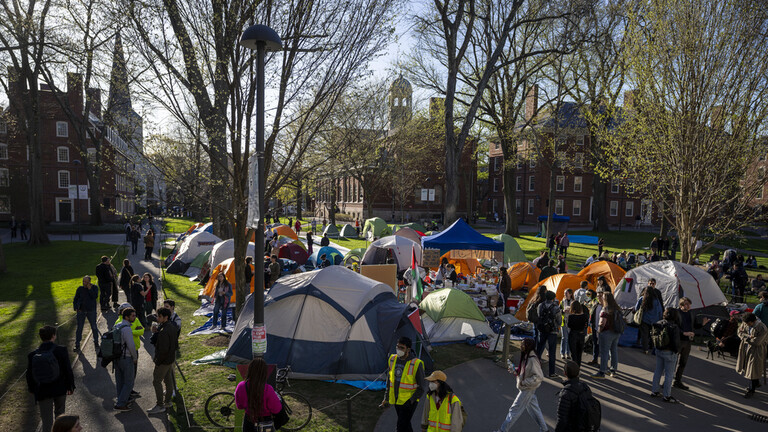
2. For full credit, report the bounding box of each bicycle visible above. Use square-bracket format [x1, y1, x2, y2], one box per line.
[205, 365, 313, 431]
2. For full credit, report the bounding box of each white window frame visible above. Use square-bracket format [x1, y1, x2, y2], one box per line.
[574, 152, 584, 169]
[527, 198, 535, 215]
[516, 176, 522, 192]
[57, 146, 69, 163]
[0, 143, 7, 160]
[574, 176, 583, 192]
[56, 121, 69, 137]
[529, 175, 535, 191]
[0, 195, 9, 213]
[556, 175, 565, 192]
[625, 201, 634, 217]
[573, 199, 582, 216]
[58, 170, 70, 189]
[555, 199, 564, 215]
[0, 168, 8, 187]
[610, 200, 619, 217]
[611, 180, 620, 194]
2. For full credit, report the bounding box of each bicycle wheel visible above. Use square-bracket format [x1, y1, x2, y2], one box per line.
[280, 391, 312, 431]
[205, 391, 236, 429]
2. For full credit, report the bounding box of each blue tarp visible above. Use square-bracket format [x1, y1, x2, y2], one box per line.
[421, 218, 504, 253]
[537, 214, 570, 222]
[189, 308, 235, 335]
[568, 235, 599, 245]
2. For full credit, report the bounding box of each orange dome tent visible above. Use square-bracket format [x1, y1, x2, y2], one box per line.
[270, 225, 298, 240]
[577, 261, 626, 288]
[202, 257, 255, 303]
[186, 222, 204, 234]
[515, 274, 595, 321]
[431, 252, 481, 275]
[507, 262, 541, 290]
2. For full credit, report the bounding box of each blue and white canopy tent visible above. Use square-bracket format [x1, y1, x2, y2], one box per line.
[421, 218, 504, 261]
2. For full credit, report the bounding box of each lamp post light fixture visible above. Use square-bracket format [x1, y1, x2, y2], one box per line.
[73, 159, 82, 241]
[240, 24, 282, 358]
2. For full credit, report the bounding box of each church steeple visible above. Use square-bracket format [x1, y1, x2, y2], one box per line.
[107, 32, 132, 114]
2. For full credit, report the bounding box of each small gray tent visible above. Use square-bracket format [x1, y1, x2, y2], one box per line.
[340, 223, 358, 238]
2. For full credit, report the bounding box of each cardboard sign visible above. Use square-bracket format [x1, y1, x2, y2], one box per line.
[422, 248, 441, 268]
[360, 264, 398, 292]
[252, 325, 267, 356]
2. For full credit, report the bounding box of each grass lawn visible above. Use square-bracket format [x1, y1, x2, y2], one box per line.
[164, 217, 200, 234]
[161, 271, 493, 432]
[0, 241, 126, 430]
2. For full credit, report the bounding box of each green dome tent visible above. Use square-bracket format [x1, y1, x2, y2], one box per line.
[343, 248, 366, 265]
[340, 224, 358, 239]
[419, 288, 492, 342]
[395, 222, 428, 233]
[493, 234, 528, 264]
[323, 224, 340, 239]
[362, 217, 391, 240]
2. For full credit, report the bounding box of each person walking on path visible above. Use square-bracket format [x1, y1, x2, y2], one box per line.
[10, 217, 17, 239]
[119, 259, 134, 300]
[736, 312, 768, 398]
[597, 238, 605, 257]
[380, 337, 426, 432]
[147, 307, 179, 414]
[591, 290, 623, 379]
[211, 273, 233, 330]
[306, 231, 314, 255]
[129, 275, 147, 326]
[114, 308, 139, 411]
[558, 233, 569, 258]
[650, 308, 682, 403]
[674, 297, 697, 390]
[27, 325, 75, 432]
[129, 226, 140, 255]
[493, 337, 548, 432]
[73, 276, 100, 353]
[234, 358, 283, 432]
[536, 291, 562, 377]
[555, 360, 595, 432]
[294, 219, 301, 234]
[19, 220, 27, 240]
[95, 256, 118, 312]
[635, 281, 664, 354]
[567, 301, 589, 366]
[141, 273, 159, 323]
[143, 229, 155, 261]
[420, 370, 464, 432]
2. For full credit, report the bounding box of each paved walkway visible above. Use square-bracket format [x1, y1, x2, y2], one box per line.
[375, 345, 768, 431]
[60, 221, 175, 432]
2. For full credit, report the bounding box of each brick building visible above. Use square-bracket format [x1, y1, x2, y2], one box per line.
[486, 87, 649, 228]
[314, 78, 477, 224]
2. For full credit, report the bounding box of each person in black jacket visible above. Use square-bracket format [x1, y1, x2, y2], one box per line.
[129, 275, 146, 326]
[147, 307, 179, 414]
[73, 276, 100, 352]
[95, 256, 117, 312]
[555, 360, 594, 432]
[726, 263, 749, 303]
[244, 256, 254, 287]
[119, 259, 134, 299]
[320, 233, 330, 247]
[129, 225, 140, 255]
[26, 325, 75, 432]
[140, 273, 158, 325]
[650, 308, 682, 403]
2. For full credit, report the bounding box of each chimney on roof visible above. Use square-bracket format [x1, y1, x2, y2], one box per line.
[67, 73, 84, 116]
[86, 88, 101, 119]
[525, 85, 539, 121]
[430, 97, 444, 121]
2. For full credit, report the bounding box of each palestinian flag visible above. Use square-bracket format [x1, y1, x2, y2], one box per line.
[411, 246, 423, 301]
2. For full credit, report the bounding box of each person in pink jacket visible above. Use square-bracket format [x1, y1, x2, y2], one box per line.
[235, 358, 283, 431]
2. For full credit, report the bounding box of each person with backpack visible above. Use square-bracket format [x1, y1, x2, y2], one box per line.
[147, 307, 179, 414]
[493, 338, 548, 432]
[736, 312, 768, 398]
[114, 307, 139, 411]
[536, 290, 562, 378]
[26, 325, 75, 432]
[634, 281, 664, 354]
[591, 289, 624, 379]
[650, 308, 682, 403]
[555, 360, 600, 432]
[526, 287, 547, 350]
[73, 276, 100, 353]
[420, 370, 464, 432]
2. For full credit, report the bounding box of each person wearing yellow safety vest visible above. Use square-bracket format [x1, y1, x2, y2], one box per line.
[380, 337, 426, 432]
[420, 370, 463, 432]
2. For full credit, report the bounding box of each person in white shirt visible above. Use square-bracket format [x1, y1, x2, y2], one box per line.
[574, 281, 589, 304]
[584, 255, 596, 267]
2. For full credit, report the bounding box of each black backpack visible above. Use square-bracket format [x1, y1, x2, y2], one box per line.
[30, 346, 60, 385]
[526, 301, 539, 324]
[99, 323, 126, 367]
[613, 309, 626, 334]
[538, 302, 558, 334]
[567, 384, 601, 431]
[711, 318, 727, 338]
[651, 321, 671, 350]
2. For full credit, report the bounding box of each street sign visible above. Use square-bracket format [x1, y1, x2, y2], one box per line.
[252, 324, 267, 356]
[247, 154, 260, 228]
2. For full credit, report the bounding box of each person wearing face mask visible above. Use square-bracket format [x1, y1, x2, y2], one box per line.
[380, 337, 427, 432]
[420, 371, 463, 432]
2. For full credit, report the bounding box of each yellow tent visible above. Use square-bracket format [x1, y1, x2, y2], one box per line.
[507, 262, 541, 290]
[202, 257, 255, 302]
[271, 225, 298, 240]
[577, 260, 627, 288]
[431, 252, 482, 275]
[515, 274, 595, 321]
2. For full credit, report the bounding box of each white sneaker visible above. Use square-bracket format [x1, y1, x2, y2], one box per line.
[147, 405, 166, 414]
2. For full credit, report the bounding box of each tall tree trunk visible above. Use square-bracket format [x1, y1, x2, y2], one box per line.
[658, 202, 669, 237]
[26, 98, 50, 245]
[209, 133, 232, 238]
[546, 169, 555, 238]
[329, 183, 337, 226]
[502, 159, 519, 236]
[591, 175, 609, 232]
[444, 144, 460, 225]
[85, 168, 103, 225]
[295, 179, 303, 221]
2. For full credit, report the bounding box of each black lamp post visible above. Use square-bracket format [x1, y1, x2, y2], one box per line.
[240, 24, 282, 358]
[73, 159, 82, 241]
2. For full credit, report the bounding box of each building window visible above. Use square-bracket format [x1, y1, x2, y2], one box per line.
[580, 135, 587, 146]
[555, 199, 564, 215]
[626, 201, 634, 217]
[58, 170, 70, 188]
[56, 121, 69, 137]
[610, 200, 619, 216]
[529, 157, 536, 168]
[527, 199, 535, 215]
[57, 146, 69, 163]
[574, 152, 584, 169]
[516, 158, 523, 169]
[515, 198, 521, 214]
[87, 148, 97, 163]
[0, 144, 7, 159]
[494, 157, 500, 172]
[529, 175, 535, 191]
[516, 176, 522, 192]
[556, 175, 565, 192]
[573, 199, 581, 216]
[574, 176, 582, 192]
[0, 195, 9, 213]
[611, 180, 619, 194]
[0, 168, 8, 187]
[493, 178, 499, 192]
